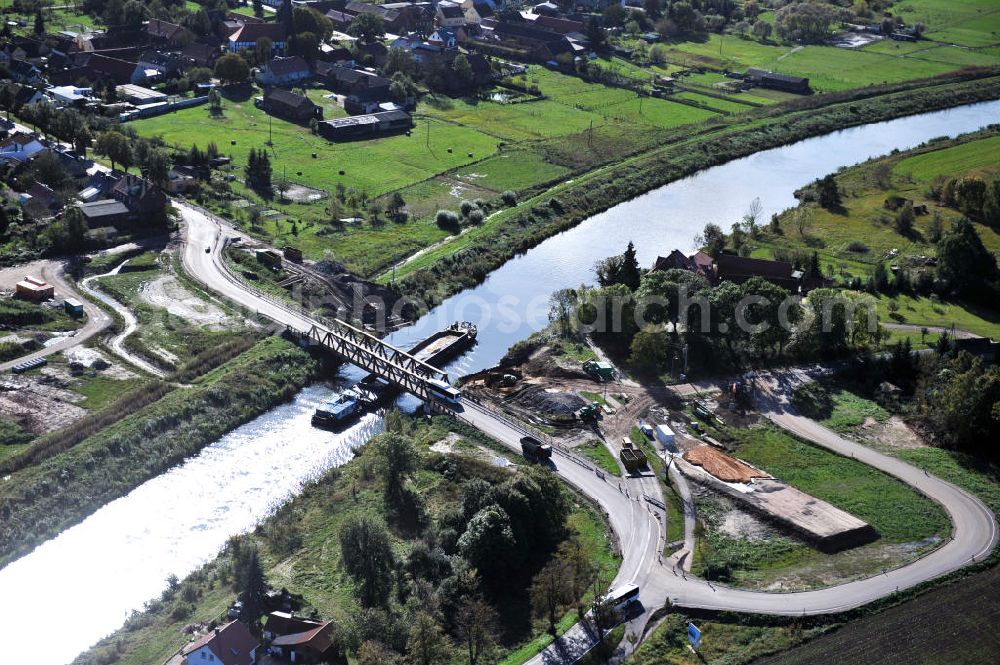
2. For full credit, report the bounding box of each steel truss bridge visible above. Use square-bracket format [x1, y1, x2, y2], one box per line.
[304, 322, 448, 401]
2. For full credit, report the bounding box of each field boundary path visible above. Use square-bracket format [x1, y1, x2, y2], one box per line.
[79, 259, 168, 378]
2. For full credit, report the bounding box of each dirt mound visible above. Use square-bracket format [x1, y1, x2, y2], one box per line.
[684, 445, 770, 483]
[523, 352, 589, 380]
[510, 385, 587, 418]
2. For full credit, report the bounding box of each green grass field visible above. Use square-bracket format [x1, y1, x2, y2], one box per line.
[878, 294, 1000, 339]
[750, 128, 1000, 335]
[577, 439, 622, 477]
[734, 425, 948, 543]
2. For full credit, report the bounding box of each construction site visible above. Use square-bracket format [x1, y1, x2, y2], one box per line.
[461, 334, 880, 562]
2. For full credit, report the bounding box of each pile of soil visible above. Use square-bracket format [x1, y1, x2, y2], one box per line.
[684, 445, 770, 483]
[510, 385, 587, 419]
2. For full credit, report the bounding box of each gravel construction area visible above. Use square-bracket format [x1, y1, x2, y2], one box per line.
[138, 275, 231, 329]
[0, 371, 86, 435]
[62, 347, 138, 381]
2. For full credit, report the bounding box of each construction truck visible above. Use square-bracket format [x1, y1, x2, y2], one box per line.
[583, 360, 614, 382]
[520, 436, 552, 461]
[619, 436, 648, 473]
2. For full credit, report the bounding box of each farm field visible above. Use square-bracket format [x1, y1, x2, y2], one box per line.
[134, 67, 720, 276]
[890, 0, 1000, 47]
[653, 34, 991, 91]
[756, 566, 1000, 665]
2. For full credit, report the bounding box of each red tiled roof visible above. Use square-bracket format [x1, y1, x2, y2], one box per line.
[181, 621, 258, 665]
[270, 620, 335, 651]
[229, 22, 288, 43]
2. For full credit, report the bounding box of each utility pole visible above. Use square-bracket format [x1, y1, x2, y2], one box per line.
[588, 119, 593, 147]
[426, 119, 430, 147]
[267, 114, 272, 146]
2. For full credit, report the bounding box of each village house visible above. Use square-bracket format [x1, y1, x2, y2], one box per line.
[166, 621, 259, 665]
[44, 85, 96, 108]
[269, 621, 346, 665]
[9, 83, 46, 108]
[136, 51, 182, 82]
[228, 23, 288, 54]
[436, 1, 468, 28]
[7, 59, 43, 85]
[181, 42, 220, 68]
[0, 132, 45, 163]
[164, 169, 197, 194]
[325, 9, 354, 32]
[257, 88, 322, 123]
[344, 1, 408, 34]
[255, 56, 311, 87]
[111, 173, 169, 217]
[146, 19, 195, 47]
[318, 64, 391, 101]
[76, 53, 141, 86]
[714, 253, 820, 292]
[492, 21, 574, 61]
[532, 15, 587, 36]
[19, 182, 59, 211]
[78, 199, 131, 229]
[651, 249, 714, 280]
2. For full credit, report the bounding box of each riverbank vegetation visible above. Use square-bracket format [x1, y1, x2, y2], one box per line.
[392, 72, 1000, 311]
[0, 336, 317, 567]
[75, 414, 619, 665]
[727, 126, 1000, 342]
[548, 239, 886, 379]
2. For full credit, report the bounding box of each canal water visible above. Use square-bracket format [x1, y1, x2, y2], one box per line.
[2, 99, 998, 664]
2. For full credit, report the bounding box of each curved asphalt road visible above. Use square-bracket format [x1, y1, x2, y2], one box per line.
[0, 260, 112, 372]
[177, 202, 998, 660]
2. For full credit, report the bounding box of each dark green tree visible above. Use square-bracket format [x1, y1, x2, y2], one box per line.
[235, 546, 267, 629]
[817, 174, 841, 210]
[339, 516, 395, 607]
[348, 11, 385, 43]
[936, 217, 998, 299]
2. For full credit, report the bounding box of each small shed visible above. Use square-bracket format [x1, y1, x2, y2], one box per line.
[64, 297, 84, 316]
[655, 424, 675, 449]
[15, 276, 54, 301]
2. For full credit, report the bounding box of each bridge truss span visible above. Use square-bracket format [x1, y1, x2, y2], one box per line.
[305, 323, 449, 400]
